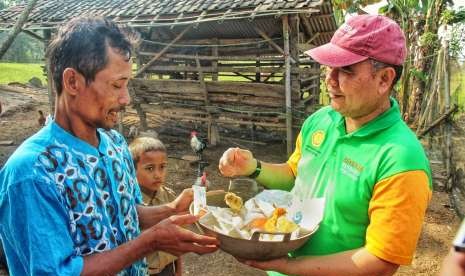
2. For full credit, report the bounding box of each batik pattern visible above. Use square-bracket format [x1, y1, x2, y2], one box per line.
[36, 128, 146, 275]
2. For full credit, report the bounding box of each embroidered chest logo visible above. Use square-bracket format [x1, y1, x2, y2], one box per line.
[341, 157, 364, 180]
[311, 130, 325, 147]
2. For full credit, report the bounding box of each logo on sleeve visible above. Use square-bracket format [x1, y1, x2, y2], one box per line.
[311, 130, 325, 147]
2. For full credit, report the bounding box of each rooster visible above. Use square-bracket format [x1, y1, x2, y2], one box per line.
[194, 171, 209, 189]
[128, 125, 139, 140]
[190, 131, 207, 161]
[38, 110, 46, 126]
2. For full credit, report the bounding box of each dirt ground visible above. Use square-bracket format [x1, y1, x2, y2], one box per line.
[0, 85, 461, 275]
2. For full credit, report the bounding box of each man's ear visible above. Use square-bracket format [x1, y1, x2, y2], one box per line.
[378, 67, 396, 96]
[62, 68, 85, 96]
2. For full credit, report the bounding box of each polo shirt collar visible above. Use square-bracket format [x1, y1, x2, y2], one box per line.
[328, 97, 401, 138]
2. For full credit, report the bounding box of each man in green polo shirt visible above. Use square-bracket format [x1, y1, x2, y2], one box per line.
[218, 14, 431, 276]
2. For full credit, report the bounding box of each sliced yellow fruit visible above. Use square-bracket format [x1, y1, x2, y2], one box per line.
[276, 216, 299, 233]
[244, 205, 300, 233]
[225, 192, 243, 212]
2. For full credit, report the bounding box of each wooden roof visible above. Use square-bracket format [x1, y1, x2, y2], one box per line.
[0, 0, 329, 30]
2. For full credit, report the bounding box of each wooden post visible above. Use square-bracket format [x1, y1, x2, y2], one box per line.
[132, 48, 149, 131]
[135, 48, 142, 71]
[118, 111, 124, 134]
[43, 29, 55, 116]
[196, 55, 219, 145]
[136, 106, 148, 130]
[417, 105, 457, 138]
[255, 54, 261, 82]
[130, 86, 148, 131]
[283, 15, 292, 156]
[289, 14, 300, 131]
[212, 38, 218, 81]
[443, 28, 452, 191]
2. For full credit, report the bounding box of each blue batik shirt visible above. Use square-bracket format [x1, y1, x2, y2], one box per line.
[0, 121, 147, 275]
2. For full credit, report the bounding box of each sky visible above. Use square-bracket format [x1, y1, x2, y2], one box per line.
[364, 0, 465, 15]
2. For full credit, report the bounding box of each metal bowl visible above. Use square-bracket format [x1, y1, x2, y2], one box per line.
[191, 191, 318, 260]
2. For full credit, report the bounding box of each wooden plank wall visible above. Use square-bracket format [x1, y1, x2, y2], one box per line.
[131, 23, 324, 138]
[130, 79, 304, 130]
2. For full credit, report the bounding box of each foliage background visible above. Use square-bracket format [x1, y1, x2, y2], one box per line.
[0, 0, 43, 63]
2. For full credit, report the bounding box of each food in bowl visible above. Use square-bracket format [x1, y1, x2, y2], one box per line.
[248, 207, 299, 233]
[224, 192, 243, 212]
[191, 191, 320, 260]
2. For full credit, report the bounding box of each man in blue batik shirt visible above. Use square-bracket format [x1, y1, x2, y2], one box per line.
[0, 16, 218, 275]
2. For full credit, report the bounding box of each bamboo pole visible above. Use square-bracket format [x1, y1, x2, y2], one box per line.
[289, 14, 301, 127]
[130, 86, 148, 130]
[144, 65, 318, 75]
[212, 38, 219, 81]
[195, 54, 219, 145]
[417, 105, 457, 139]
[135, 25, 192, 78]
[255, 54, 261, 82]
[140, 110, 287, 128]
[138, 52, 289, 61]
[233, 72, 255, 82]
[132, 41, 149, 129]
[263, 66, 283, 83]
[118, 111, 124, 134]
[254, 26, 296, 64]
[443, 28, 452, 191]
[283, 15, 292, 156]
[417, 48, 442, 133]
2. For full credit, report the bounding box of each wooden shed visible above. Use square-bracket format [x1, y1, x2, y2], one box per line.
[0, 0, 337, 154]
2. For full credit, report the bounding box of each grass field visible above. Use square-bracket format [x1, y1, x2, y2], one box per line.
[451, 68, 465, 112]
[0, 63, 46, 85]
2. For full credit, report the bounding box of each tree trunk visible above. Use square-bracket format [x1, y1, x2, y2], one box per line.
[405, 0, 446, 127]
[0, 0, 38, 59]
[406, 42, 427, 127]
[396, 16, 413, 117]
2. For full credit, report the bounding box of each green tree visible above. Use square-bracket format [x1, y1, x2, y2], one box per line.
[0, 0, 20, 10]
[0, 32, 43, 62]
[333, 0, 456, 127]
[0, 0, 39, 60]
[443, 7, 465, 60]
[0, 0, 43, 63]
[378, 0, 433, 119]
[376, 0, 453, 127]
[332, 0, 384, 24]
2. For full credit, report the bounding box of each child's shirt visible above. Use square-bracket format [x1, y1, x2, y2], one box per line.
[141, 186, 178, 275]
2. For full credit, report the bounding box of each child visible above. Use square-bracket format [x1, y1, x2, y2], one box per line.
[129, 137, 190, 276]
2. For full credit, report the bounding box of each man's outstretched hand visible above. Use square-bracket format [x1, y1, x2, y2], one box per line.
[145, 214, 219, 256]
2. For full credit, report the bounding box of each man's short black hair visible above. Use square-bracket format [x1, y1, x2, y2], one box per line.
[391, 65, 403, 86]
[370, 59, 404, 88]
[46, 16, 136, 95]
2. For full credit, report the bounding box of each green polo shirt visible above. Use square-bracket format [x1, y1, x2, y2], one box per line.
[269, 98, 432, 275]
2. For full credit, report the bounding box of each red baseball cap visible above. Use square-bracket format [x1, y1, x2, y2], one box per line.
[305, 14, 406, 67]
